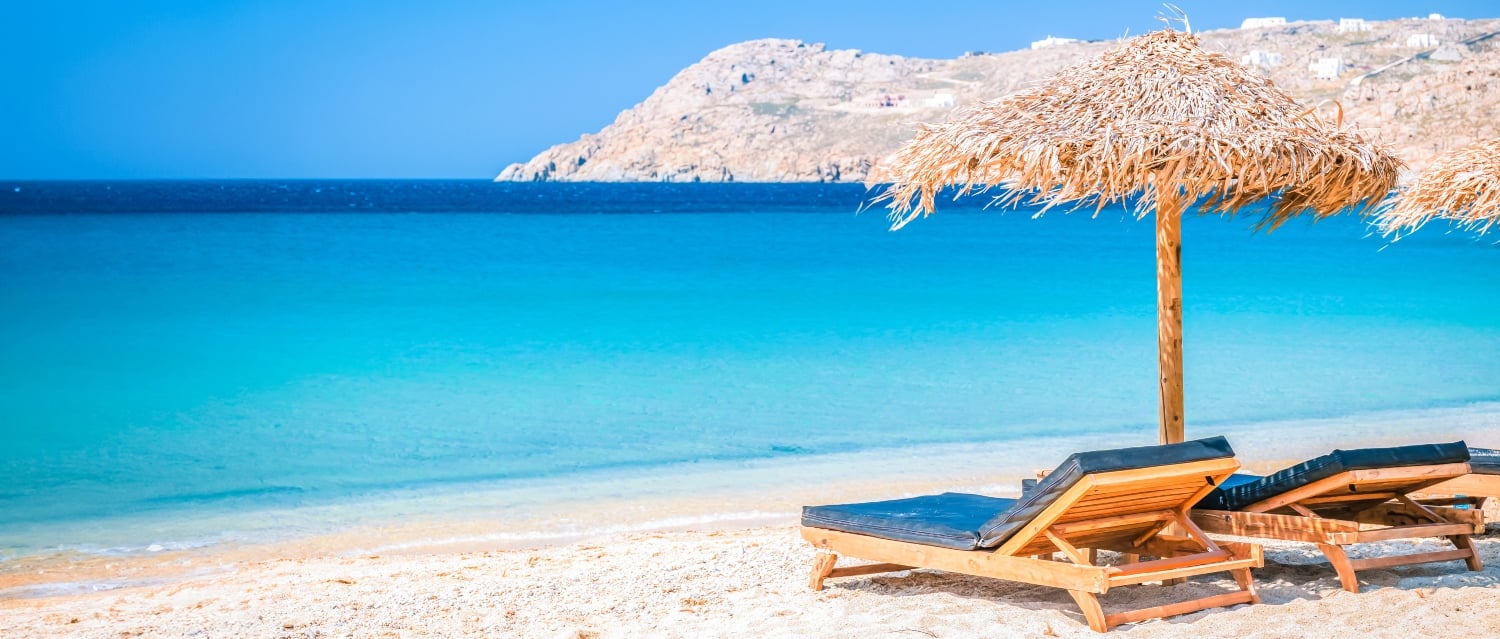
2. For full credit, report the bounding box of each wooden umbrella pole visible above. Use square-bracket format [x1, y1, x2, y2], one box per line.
[1155, 188, 1186, 444]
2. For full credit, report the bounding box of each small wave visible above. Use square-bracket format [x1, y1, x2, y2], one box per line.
[51, 537, 222, 558]
[140, 485, 307, 505]
[0, 578, 164, 600]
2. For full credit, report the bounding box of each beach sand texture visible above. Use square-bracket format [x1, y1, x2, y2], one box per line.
[5, 516, 1499, 639]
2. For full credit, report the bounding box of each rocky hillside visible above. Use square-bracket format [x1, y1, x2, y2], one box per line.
[498, 17, 1500, 183]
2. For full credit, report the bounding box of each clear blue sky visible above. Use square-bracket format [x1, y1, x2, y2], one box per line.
[3, 0, 1493, 179]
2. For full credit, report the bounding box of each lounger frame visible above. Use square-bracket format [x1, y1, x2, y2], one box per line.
[802, 458, 1262, 632]
[1417, 473, 1500, 508]
[1191, 462, 1484, 592]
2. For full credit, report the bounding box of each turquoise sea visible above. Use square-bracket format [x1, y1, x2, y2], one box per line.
[2, 181, 1499, 567]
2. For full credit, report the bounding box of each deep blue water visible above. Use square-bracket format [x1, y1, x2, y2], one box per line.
[2, 180, 1499, 552]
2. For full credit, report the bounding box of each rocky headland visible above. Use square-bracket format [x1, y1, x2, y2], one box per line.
[499, 17, 1500, 182]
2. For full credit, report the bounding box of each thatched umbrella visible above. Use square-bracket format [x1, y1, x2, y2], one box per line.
[874, 28, 1401, 444]
[1378, 138, 1500, 237]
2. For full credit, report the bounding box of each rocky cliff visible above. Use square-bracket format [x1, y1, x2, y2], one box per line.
[499, 17, 1500, 182]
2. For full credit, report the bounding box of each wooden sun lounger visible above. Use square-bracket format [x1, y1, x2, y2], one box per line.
[1416, 476, 1500, 511]
[802, 447, 1262, 632]
[1192, 456, 1484, 593]
[1414, 448, 1500, 511]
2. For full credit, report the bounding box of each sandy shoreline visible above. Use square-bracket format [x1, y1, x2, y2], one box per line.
[5, 522, 1500, 638]
[10, 402, 1499, 561]
[4, 404, 1500, 636]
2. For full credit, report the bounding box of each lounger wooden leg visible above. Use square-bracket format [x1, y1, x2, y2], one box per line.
[1316, 543, 1361, 592]
[810, 552, 838, 591]
[1068, 589, 1109, 633]
[1449, 535, 1484, 572]
[1231, 568, 1261, 604]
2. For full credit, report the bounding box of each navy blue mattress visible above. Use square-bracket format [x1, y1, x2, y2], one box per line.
[1196, 441, 1470, 511]
[1469, 447, 1500, 475]
[800, 492, 1016, 550]
[802, 436, 1235, 550]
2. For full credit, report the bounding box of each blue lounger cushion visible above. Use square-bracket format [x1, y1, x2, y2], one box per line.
[802, 436, 1236, 551]
[801, 493, 1016, 551]
[1196, 441, 1470, 511]
[1469, 448, 1500, 475]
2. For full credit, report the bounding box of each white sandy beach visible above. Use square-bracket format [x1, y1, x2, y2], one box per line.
[4, 520, 1500, 639]
[5, 405, 1500, 638]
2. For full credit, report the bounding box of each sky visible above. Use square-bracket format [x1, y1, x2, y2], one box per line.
[3, 0, 1495, 179]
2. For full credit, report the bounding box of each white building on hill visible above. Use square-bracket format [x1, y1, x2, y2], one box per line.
[1309, 57, 1346, 80]
[1338, 18, 1372, 33]
[1407, 33, 1440, 48]
[1240, 50, 1283, 68]
[1240, 17, 1287, 29]
[925, 93, 956, 108]
[1030, 35, 1081, 49]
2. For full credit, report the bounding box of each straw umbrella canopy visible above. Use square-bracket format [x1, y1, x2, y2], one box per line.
[1377, 138, 1500, 237]
[873, 28, 1401, 444]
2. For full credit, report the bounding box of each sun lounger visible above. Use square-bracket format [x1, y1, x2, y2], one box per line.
[1416, 447, 1500, 509]
[1190, 442, 1484, 593]
[801, 437, 1262, 632]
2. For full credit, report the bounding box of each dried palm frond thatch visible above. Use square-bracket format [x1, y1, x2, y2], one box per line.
[869, 27, 1402, 445]
[1378, 138, 1500, 237]
[873, 29, 1402, 230]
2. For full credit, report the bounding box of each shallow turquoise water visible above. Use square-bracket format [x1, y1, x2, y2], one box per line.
[2, 182, 1499, 555]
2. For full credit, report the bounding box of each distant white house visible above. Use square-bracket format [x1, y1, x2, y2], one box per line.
[1309, 57, 1346, 80]
[1407, 33, 1440, 48]
[1030, 35, 1081, 49]
[1240, 50, 1283, 68]
[1429, 13, 1446, 20]
[1240, 17, 1287, 29]
[924, 93, 956, 108]
[1337, 18, 1372, 33]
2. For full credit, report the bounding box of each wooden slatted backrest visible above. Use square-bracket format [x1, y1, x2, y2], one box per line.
[995, 457, 1240, 557]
